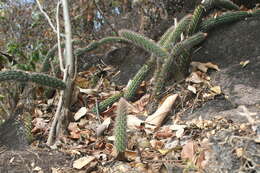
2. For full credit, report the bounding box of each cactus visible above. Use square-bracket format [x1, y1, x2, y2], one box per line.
[114, 98, 128, 154]
[188, 5, 205, 36]
[93, 92, 124, 114]
[200, 11, 251, 32]
[160, 15, 193, 50]
[0, 70, 30, 82]
[202, 0, 239, 11]
[123, 63, 150, 101]
[75, 37, 129, 57]
[0, 70, 66, 90]
[149, 33, 207, 114]
[30, 73, 66, 90]
[119, 29, 170, 59]
[22, 112, 34, 143]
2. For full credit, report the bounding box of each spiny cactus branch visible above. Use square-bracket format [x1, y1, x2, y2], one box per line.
[200, 11, 251, 32]
[149, 33, 207, 114]
[202, 0, 239, 11]
[0, 70, 66, 90]
[119, 29, 170, 59]
[114, 98, 128, 154]
[188, 5, 206, 36]
[161, 15, 192, 50]
[75, 37, 129, 57]
[93, 92, 124, 114]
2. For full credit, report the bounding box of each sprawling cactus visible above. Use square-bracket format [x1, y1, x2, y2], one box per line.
[123, 63, 150, 101]
[188, 5, 206, 36]
[119, 29, 169, 59]
[200, 11, 251, 32]
[149, 33, 207, 114]
[93, 92, 124, 114]
[114, 98, 128, 154]
[0, 70, 30, 82]
[202, 0, 239, 11]
[75, 37, 129, 57]
[0, 70, 66, 90]
[30, 73, 66, 90]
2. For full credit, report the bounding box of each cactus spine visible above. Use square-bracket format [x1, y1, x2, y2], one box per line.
[0, 70, 66, 90]
[114, 98, 128, 154]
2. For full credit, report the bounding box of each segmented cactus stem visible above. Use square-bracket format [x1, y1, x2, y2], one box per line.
[202, 0, 239, 11]
[93, 92, 124, 113]
[119, 29, 170, 59]
[149, 33, 207, 114]
[75, 37, 129, 57]
[114, 98, 128, 153]
[188, 5, 205, 36]
[0, 70, 66, 90]
[200, 11, 251, 32]
[30, 73, 66, 90]
[124, 64, 150, 101]
[0, 70, 30, 82]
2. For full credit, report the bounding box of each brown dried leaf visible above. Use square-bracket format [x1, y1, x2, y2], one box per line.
[73, 156, 95, 169]
[181, 141, 198, 161]
[145, 94, 178, 129]
[74, 107, 88, 121]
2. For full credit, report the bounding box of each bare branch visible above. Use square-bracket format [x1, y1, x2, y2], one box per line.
[35, 0, 65, 37]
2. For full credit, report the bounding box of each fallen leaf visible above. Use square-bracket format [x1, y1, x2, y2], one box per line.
[175, 128, 185, 138]
[191, 61, 220, 72]
[188, 85, 197, 94]
[210, 86, 221, 94]
[240, 60, 250, 68]
[32, 118, 48, 133]
[181, 141, 198, 161]
[127, 115, 144, 130]
[78, 87, 98, 95]
[235, 147, 244, 157]
[158, 149, 171, 155]
[96, 117, 111, 136]
[74, 107, 88, 121]
[125, 150, 138, 161]
[145, 94, 178, 129]
[73, 156, 95, 169]
[186, 72, 205, 84]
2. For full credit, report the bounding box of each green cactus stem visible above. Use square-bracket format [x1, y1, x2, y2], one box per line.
[202, 0, 239, 11]
[0, 70, 30, 82]
[119, 29, 170, 59]
[114, 98, 128, 154]
[188, 5, 206, 36]
[149, 33, 207, 114]
[93, 92, 124, 114]
[160, 15, 192, 50]
[30, 73, 66, 90]
[200, 11, 251, 32]
[0, 70, 65, 90]
[75, 37, 129, 57]
[123, 63, 150, 101]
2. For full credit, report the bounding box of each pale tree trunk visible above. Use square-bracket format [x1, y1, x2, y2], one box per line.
[47, 0, 75, 146]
